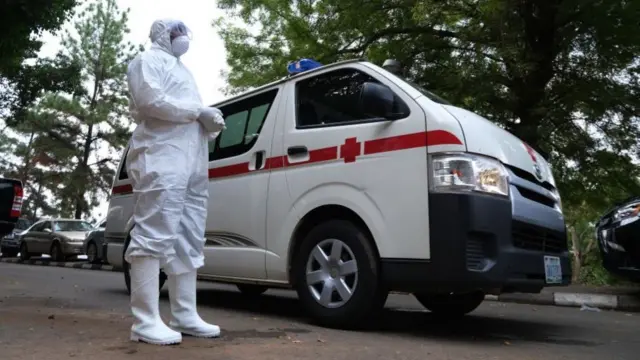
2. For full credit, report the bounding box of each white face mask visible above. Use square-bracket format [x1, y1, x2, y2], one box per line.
[171, 35, 190, 57]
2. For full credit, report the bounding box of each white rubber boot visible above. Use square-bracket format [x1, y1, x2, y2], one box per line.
[129, 257, 182, 345]
[168, 270, 220, 338]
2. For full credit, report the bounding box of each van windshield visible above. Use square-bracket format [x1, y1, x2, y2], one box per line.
[402, 78, 452, 105]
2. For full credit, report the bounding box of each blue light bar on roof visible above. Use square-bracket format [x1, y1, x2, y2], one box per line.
[287, 58, 323, 74]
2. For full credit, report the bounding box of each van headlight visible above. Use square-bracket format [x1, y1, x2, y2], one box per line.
[430, 153, 509, 197]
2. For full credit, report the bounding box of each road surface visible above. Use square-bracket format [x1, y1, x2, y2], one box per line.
[0, 262, 638, 360]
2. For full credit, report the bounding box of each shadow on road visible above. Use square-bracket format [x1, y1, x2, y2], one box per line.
[149, 287, 600, 347]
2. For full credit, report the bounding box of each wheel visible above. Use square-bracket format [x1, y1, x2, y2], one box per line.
[293, 219, 388, 329]
[87, 242, 100, 264]
[237, 284, 268, 296]
[123, 237, 166, 295]
[19, 242, 31, 260]
[50, 242, 65, 262]
[414, 291, 485, 318]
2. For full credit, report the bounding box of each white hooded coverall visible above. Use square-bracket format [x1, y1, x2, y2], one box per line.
[124, 19, 217, 276]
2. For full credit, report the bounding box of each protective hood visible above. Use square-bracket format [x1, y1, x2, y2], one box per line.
[149, 19, 182, 56]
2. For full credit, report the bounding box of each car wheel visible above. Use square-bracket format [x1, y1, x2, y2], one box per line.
[293, 219, 388, 329]
[123, 238, 166, 295]
[414, 291, 485, 318]
[236, 284, 268, 296]
[87, 242, 100, 264]
[19, 243, 31, 261]
[50, 242, 65, 262]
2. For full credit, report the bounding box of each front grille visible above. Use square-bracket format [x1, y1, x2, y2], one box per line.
[512, 221, 568, 253]
[515, 185, 556, 208]
[507, 165, 555, 192]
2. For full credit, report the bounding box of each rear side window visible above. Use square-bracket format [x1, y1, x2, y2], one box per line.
[209, 89, 279, 161]
[118, 149, 128, 180]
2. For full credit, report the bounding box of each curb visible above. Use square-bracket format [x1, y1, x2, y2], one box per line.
[486, 291, 640, 312]
[393, 290, 640, 312]
[0, 257, 123, 272]
[4, 257, 639, 312]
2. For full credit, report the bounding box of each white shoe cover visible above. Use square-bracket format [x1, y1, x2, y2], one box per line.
[129, 257, 182, 345]
[168, 270, 220, 338]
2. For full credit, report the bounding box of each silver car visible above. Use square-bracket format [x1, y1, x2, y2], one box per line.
[19, 218, 95, 262]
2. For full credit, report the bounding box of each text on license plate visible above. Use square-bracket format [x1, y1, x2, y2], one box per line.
[544, 255, 562, 284]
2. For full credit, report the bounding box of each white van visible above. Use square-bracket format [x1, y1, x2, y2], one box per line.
[106, 59, 570, 328]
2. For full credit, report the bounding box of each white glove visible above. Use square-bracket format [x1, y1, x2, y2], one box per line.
[198, 107, 226, 133]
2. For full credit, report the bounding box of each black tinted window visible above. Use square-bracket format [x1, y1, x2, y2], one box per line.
[118, 149, 128, 180]
[295, 68, 408, 127]
[209, 89, 279, 161]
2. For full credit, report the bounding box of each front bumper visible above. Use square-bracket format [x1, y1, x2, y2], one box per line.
[62, 242, 85, 255]
[1, 238, 20, 249]
[381, 192, 572, 294]
[597, 217, 640, 282]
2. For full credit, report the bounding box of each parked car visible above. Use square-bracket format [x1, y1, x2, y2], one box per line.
[20, 218, 95, 262]
[0, 178, 23, 238]
[1, 218, 33, 257]
[596, 196, 640, 282]
[106, 58, 570, 329]
[83, 218, 107, 264]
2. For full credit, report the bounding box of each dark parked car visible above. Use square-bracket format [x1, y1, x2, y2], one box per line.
[596, 196, 640, 282]
[0, 218, 33, 257]
[0, 178, 23, 238]
[83, 218, 107, 264]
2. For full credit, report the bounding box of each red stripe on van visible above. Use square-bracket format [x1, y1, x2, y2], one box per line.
[111, 130, 462, 195]
[112, 184, 133, 195]
[364, 130, 462, 155]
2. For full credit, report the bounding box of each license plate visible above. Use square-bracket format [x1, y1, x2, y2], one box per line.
[544, 255, 562, 284]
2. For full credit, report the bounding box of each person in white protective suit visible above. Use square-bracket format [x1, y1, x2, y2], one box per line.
[124, 19, 226, 346]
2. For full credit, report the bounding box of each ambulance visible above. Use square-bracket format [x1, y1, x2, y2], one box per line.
[106, 58, 570, 328]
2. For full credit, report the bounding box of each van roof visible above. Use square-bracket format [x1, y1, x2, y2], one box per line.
[209, 58, 365, 107]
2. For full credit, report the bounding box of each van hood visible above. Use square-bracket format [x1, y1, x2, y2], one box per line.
[442, 105, 556, 188]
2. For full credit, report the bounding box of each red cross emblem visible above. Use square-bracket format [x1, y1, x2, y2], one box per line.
[340, 137, 361, 163]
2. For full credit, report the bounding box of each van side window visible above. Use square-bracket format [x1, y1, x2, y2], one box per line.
[295, 68, 409, 128]
[118, 149, 129, 180]
[209, 89, 279, 161]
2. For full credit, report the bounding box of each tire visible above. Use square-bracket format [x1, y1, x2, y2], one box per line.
[19, 242, 31, 260]
[87, 242, 100, 264]
[414, 291, 485, 318]
[123, 238, 166, 295]
[237, 284, 268, 296]
[292, 219, 388, 329]
[50, 242, 65, 262]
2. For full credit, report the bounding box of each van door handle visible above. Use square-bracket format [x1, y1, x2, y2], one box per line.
[287, 146, 308, 156]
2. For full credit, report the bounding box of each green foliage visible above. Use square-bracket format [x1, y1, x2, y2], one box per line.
[215, 0, 640, 285]
[34, 0, 138, 218]
[2, 0, 138, 219]
[0, 0, 80, 123]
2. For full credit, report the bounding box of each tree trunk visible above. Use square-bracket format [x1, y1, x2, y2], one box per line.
[569, 227, 581, 283]
[74, 124, 94, 219]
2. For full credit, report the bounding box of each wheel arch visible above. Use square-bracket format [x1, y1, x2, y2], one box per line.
[287, 204, 380, 286]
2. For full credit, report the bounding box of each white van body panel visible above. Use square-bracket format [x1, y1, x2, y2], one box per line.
[441, 105, 556, 187]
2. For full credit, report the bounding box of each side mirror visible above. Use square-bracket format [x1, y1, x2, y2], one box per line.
[359, 82, 403, 120]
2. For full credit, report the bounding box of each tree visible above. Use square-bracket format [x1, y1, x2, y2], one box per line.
[0, 0, 81, 123]
[214, 0, 640, 217]
[27, 0, 138, 219]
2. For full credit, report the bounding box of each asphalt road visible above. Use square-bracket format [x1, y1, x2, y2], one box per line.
[0, 262, 638, 360]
